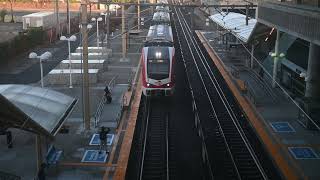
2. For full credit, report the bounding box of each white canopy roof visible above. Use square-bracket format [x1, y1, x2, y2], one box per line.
[22, 12, 54, 18]
[209, 12, 257, 43]
[0, 85, 77, 137]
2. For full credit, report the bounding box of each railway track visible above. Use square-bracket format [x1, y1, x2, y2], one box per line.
[173, 4, 279, 180]
[139, 98, 170, 180]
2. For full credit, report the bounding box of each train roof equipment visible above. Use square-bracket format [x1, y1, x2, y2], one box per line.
[156, 5, 170, 12]
[146, 25, 173, 43]
[152, 11, 171, 25]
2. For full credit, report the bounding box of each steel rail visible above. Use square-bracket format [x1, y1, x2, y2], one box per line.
[178, 8, 268, 179]
[173, 5, 241, 179]
[139, 97, 151, 180]
[166, 114, 169, 180]
[172, 7, 215, 179]
[138, 98, 170, 180]
[175, 5, 268, 180]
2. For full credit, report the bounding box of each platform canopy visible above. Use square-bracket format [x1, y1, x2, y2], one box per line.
[0, 85, 77, 137]
[209, 12, 257, 43]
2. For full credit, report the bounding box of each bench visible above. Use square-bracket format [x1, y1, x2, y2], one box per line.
[45, 145, 63, 165]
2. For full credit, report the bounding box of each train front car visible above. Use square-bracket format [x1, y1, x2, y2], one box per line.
[142, 46, 175, 96]
[142, 24, 175, 97]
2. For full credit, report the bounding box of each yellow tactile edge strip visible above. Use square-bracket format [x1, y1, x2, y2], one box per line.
[111, 74, 143, 180]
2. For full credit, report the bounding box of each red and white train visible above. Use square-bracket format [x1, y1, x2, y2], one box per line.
[141, 23, 175, 96]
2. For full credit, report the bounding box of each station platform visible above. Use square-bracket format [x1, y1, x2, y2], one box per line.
[196, 30, 320, 180]
[0, 6, 147, 178]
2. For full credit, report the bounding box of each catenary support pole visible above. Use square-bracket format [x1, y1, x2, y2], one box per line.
[81, 0, 90, 130]
[305, 43, 320, 98]
[35, 134, 42, 172]
[272, 29, 280, 88]
[67, 0, 70, 34]
[107, 4, 110, 48]
[250, 44, 254, 69]
[138, 0, 140, 30]
[122, 4, 127, 60]
[55, 0, 60, 37]
[68, 41, 73, 88]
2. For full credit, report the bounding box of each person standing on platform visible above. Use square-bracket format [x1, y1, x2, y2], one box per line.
[99, 126, 110, 154]
[37, 163, 46, 180]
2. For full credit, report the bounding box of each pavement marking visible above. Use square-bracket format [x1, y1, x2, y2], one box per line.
[61, 60, 105, 63]
[288, 147, 319, 159]
[81, 150, 108, 163]
[108, 66, 136, 69]
[270, 122, 296, 133]
[89, 133, 115, 146]
[49, 69, 99, 74]
[60, 162, 116, 167]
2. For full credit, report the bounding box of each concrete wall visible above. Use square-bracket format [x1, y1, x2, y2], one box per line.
[57, 62, 105, 69]
[45, 72, 98, 85]
[257, 1, 320, 45]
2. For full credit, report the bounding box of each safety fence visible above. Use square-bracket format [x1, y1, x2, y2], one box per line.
[94, 75, 118, 127]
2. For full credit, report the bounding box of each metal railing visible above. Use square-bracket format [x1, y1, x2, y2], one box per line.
[245, 81, 258, 105]
[94, 75, 118, 127]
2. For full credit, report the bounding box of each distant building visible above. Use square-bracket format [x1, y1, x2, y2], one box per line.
[22, 12, 55, 30]
[257, 0, 320, 128]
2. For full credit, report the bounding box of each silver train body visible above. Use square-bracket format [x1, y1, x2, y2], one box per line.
[141, 23, 175, 96]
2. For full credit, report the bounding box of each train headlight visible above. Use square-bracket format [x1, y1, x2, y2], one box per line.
[147, 83, 150, 87]
[166, 83, 170, 87]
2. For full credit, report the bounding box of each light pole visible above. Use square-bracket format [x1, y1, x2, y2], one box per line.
[100, 12, 108, 25]
[91, 17, 103, 47]
[101, 11, 109, 47]
[79, 24, 93, 30]
[29, 51, 52, 88]
[270, 52, 285, 87]
[60, 35, 77, 88]
[67, 0, 70, 34]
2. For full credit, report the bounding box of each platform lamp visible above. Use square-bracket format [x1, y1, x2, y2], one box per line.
[60, 35, 77, 88]
[270, 52, 285, 87]
[29, 51, 52, 88]
[91, 17, 103, 47]
[100, 12, 109, 25]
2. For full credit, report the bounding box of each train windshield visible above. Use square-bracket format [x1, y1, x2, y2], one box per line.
[147, 48, 170, 80]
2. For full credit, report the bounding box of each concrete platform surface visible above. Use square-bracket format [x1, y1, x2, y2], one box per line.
[199, 31, 320, 180]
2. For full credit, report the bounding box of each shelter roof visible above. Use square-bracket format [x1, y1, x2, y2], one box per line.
[209, 12, 257, 43]
[0, 85, 77, 137]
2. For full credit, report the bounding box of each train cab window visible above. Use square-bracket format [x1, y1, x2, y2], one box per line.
[147, 47, 170, 80]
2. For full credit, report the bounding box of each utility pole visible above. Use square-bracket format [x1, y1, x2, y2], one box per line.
[67, 0, 70, 34]
[137, 0, 140, 30]
[272, 29, 280, 88]
[150, 0, 154, 14]
[55, 0, 60, 37]
[106, 3, 110, 48]
[35, 134, 42, 173]
[81, 0, 90, 130]
[121, 4, 127, 61]
[245, 4, 249, 26]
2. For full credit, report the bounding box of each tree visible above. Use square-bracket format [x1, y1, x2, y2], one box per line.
[0, 9, 7, 22]
[7, 0, 14, 23]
